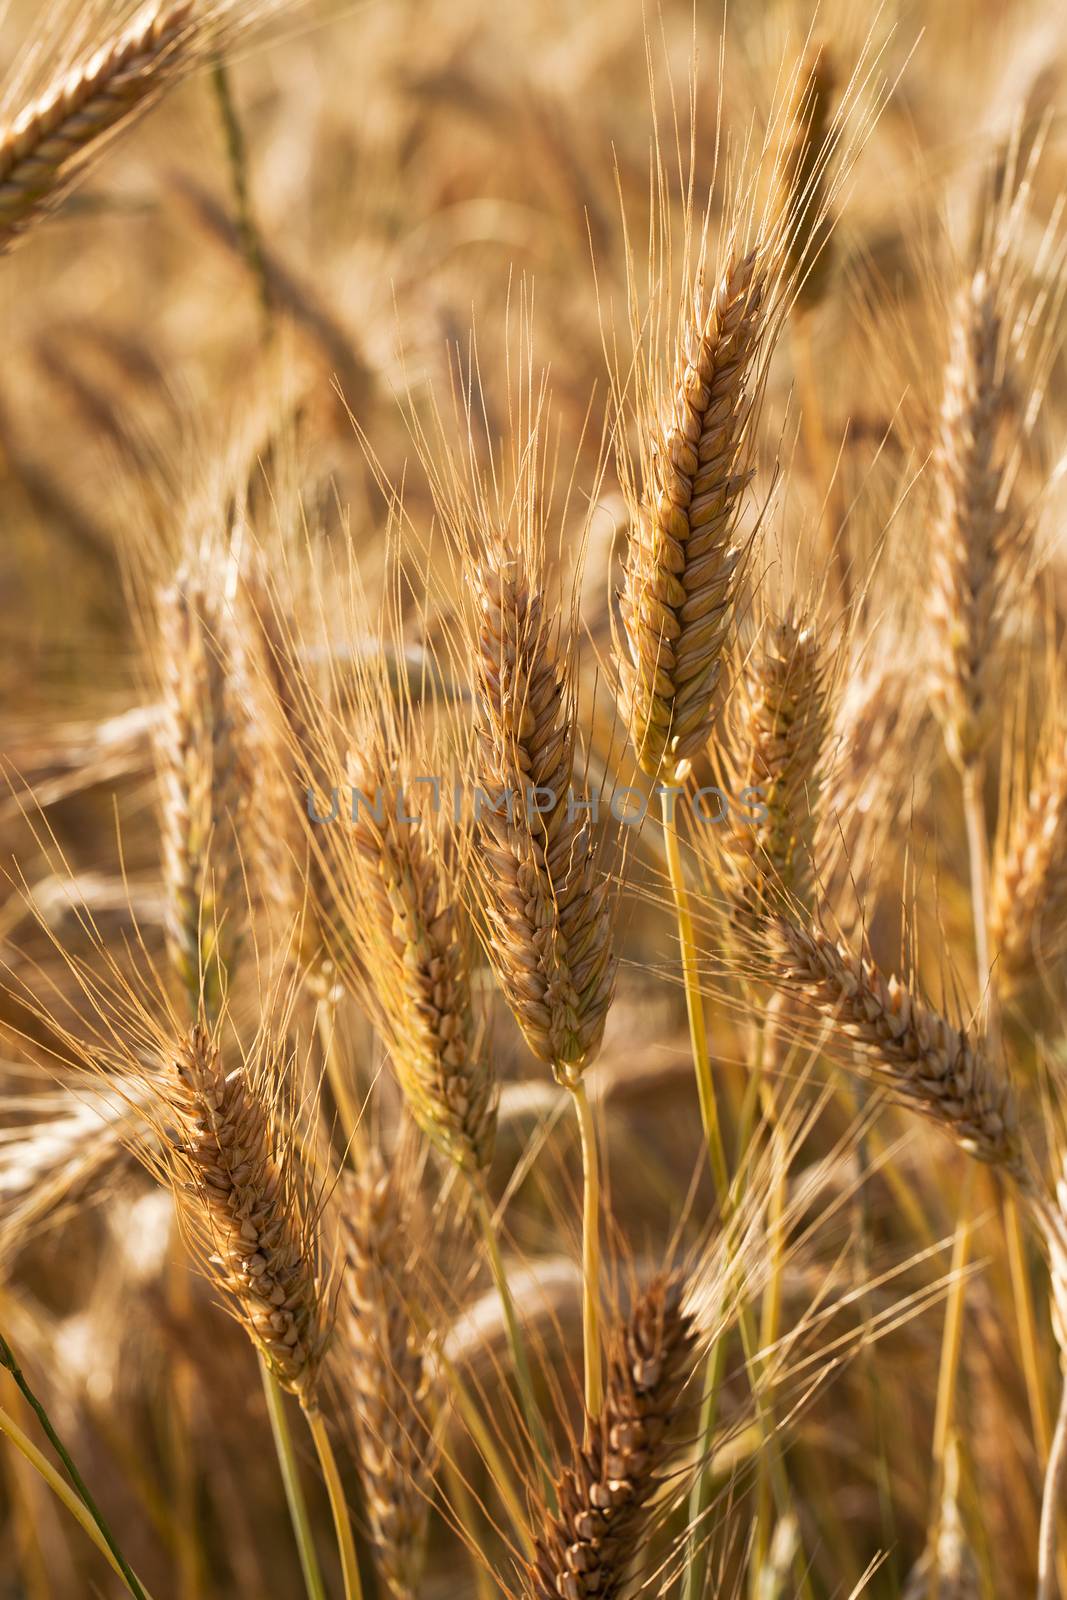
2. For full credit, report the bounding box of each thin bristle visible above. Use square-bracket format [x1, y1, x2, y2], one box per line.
[475, 556, 616, 1081]
[528, 1276, 697, 1600]
[342, 1153, 438, 1600]
[772, 917, 1027, 1181]
[166, 1024, 330, 1404]
[0, 2, 197, 251]
[619, 248, 767, 781]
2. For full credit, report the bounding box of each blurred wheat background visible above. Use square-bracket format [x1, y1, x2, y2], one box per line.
[3, 1, 1067, 1598]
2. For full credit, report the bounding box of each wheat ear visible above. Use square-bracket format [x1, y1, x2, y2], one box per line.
[166, 1025, 330, 1402]
[475, 557, 616, 1078]
[344, 756, 496, 1180]
[343, 1154, 438, 1600]
[474, 554, 615, 1421]
[774, 42, 837, 312]
[929, 266, 1020, 775]
[157, 577, 247, 1021]
[989, 729, 1067, 991]
[772, 916, 1027, 1182]
[0, 2, 197, 251]
[618, 248, 767, 784]
[722, 609, 830, 925]
[528, 1277, 697, 1600]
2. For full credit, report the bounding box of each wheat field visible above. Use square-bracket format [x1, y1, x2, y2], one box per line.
[2, 1, 1067, 1597]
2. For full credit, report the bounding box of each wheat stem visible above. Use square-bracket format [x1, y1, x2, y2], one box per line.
[660, 789, 729, 1198]
[469, 1181, 555, 1509]
[1038, 1376, 1067, 1600]
[259, 1357, 326, 1600]
[568, 1078, 604, 1422]
[305, 1409, 363, 1600]
[0, 1402, 153, 1598]
[0, 1331, 149, 1600]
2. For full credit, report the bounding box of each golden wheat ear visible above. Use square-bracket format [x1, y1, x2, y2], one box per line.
[0, 3, 199, 251]
[719, 605, 832, 928]
[527, 1275, 697, 1600]
[156, 573, 248, 1021]
[617, 247, 769, 784]
[771, 915, 1027, 1183]
[165, 1023, 332, 1406]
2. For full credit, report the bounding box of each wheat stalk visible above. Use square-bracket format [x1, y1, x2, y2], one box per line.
[528, 1276, 697, 1600]
[0, 1, 198, 251]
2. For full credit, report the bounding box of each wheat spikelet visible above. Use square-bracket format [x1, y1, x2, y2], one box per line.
[721, 609, 830, 924]
[0, 2, 197, 251]
[156, 576, 246, 1020]
[774, 43, 837, 311]
[342, 1151, 438, 1600]
[928, 266, 1019, 772]
[528, 1276, 697, 1600]
[618, 248, 768, 782]
[342, 753, 496, 1177]
[989, 729, 1067, 990]
[772, 917, 1026, 1180]
[474, 555, 616, 1082]
[166, 1024, 330, 1405]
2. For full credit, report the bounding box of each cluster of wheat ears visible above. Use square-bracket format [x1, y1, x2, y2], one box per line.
[4, 1, 1067, 1598]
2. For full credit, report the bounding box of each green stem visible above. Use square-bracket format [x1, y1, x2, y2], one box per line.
[660, 788, 729, 1198]
[305, 1408, 363, 1600]
[469, 1179, 556, 1510]
[568, 1079, 603, 1422]
[0, 1332, 149, 1600]
[659, 800, 812, 1600]
[210, 58, 272, 338]
[259, 1358, 327, 1600]
[0, 1401, 153, 1598]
